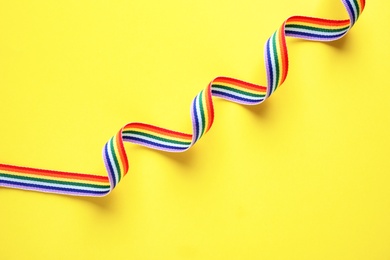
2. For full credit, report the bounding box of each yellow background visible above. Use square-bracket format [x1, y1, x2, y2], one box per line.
[0, 0, 389, 259]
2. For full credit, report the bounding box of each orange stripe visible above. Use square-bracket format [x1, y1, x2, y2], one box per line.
[116, 131, 129, 176]
[0, 164, 108, 182]
[125, 122, 192, 140]
[287, 16, 350, 27]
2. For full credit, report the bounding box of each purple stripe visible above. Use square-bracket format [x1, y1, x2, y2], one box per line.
[264, 38, 272, 98]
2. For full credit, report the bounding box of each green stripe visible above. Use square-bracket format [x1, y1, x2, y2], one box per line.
[198, 90, 206, 138]
[285, 24, 349, 33]
[352, 0, 360, 16]
[109, 137, 121, 182]
[212, 85, 266, 98]
[0, 172, 110, 190]
[272, 32, 280, 90]
[123, 131, 191, 145]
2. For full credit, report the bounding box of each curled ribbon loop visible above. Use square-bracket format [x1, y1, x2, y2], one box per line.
[0, 0, 365, 196]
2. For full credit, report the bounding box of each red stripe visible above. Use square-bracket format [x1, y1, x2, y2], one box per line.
[116, 131, 129, 176]
[360, 0, 365, 11]
[125, 122, 192, 140]
[287, 16, 350, 27]
[0, 163, 108, 182]
[279, 24, 288, 85]
[214, 77, 267, 92]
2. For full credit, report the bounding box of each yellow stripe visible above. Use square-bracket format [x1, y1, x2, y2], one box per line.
[201, 91, 209, 132]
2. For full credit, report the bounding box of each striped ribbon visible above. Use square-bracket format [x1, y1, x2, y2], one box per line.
[0, 0, 366, 196]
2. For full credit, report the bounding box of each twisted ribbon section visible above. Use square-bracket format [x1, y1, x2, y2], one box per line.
[0, 0, 365, 196]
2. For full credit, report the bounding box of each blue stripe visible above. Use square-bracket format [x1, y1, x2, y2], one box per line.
[212, 90, 264, 104]
[1, 179, 109, 195]
[192, 95, 200, 142]
[345, 0, 357, 25]
[285, 31, 347, 40]
[266, 38, 274, 96]
[123, 136, 188, 151]
[103, 142, 117, 186]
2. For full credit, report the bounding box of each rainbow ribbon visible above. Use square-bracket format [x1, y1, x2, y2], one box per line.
[0, 0, 365, 196]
